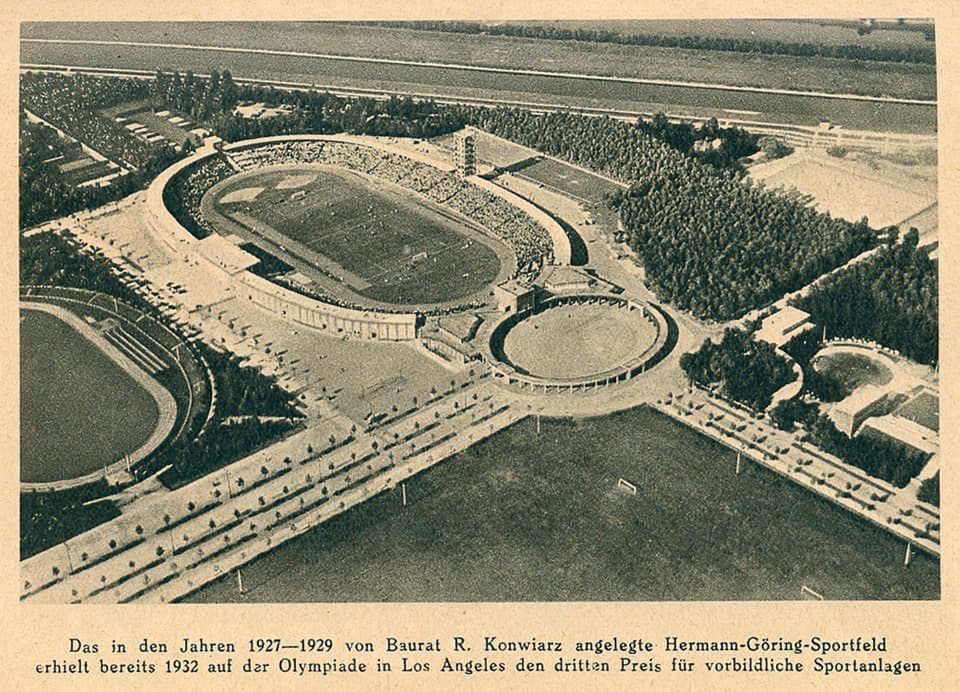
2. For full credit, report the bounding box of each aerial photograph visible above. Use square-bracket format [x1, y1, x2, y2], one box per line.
[19, 19, 939, 603]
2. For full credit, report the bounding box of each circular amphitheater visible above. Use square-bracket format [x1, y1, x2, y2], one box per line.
[19, 286, 210, 491]
[487, 295, 674, 392]
[146, 134, 571, 340]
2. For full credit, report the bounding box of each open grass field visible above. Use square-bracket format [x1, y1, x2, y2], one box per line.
[519, 158, 620, 204]
[210, 167, 504, 305]
[813, 351, 893, 397]
[502, 303, 656, 379]
[20, 41, 937, 135]
[185, 406, 938, 602]
[22, 21, 936, 100]
[750, 152, 936, 228]
[20, 308, 160, 483]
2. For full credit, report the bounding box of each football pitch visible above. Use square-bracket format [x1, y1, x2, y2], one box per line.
[519, 158, 620, 204]
[212, 167, 506, 306]
[186, 406, 938, 602]
[20, 308, 160, 484]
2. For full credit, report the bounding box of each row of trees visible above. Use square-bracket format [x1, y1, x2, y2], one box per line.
[150, 69, 240, 124]
[216, 89, 467, 142]
[359, 20, 935, 65]
[679, 327, 795, 410]
[805, 414, 931, 489]
[795, 229, 938, 366]
[201, 345, 302, 419]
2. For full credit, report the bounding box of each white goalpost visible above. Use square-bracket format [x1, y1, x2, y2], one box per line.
[800, 584, 824, 600]
[617, 478, 637, 495]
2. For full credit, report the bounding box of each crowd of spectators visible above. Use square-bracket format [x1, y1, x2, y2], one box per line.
[162, 155, 236, 239]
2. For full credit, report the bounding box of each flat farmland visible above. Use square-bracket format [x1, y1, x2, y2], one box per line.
[210, 167, 505, 305]
[185, 406, 938, 602]
[20, 41, 938, 134]
[514, 19, 935, 49]
[20, 308, 160, 483]
[21, 21, 936, 100]
[519, 158, 619, 203]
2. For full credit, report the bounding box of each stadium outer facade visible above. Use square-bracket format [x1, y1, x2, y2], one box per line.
[144, 134, 572, 342]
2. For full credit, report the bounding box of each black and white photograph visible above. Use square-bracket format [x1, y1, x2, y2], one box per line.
[17, 15, 941, 612]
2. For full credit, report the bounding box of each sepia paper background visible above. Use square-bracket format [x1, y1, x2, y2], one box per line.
[1, 1, 956, 689]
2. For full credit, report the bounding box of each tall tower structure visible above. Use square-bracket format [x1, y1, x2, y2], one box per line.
[455, 131, 477, 178]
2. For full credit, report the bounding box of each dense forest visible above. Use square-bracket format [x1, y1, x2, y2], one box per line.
[918, 472, 939, 507]
[679, 327, 795, 410]
[358, 20, 935, 65]
[795, 229, 938, 366]
[614, 166, 877, 320]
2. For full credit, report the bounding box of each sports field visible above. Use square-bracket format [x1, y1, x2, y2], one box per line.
[210, 167, 505, 305]
[750, 152, 936, 228]
[20, 308, 160, 483]
[502, 302, 656, 379]
[185, 406, 938, 602]
[519, 158, 620, 204]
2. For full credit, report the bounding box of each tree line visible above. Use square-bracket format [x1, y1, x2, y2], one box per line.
[356, 20, 935, 65]
[794, 229, 938, 366]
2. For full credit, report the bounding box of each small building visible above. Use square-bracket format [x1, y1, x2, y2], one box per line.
[829, 384, 891, 437]
[494, 279, 535, 314]
[754, 306, 815, 348]
[539, 265, 595, 294]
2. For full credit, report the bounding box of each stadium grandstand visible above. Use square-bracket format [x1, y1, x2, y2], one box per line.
[170, 138, 555, 277]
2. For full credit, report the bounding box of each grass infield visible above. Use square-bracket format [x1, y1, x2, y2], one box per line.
[20, 308, 160, 483]
[186, 406, 938, 602]
[212, 167, 504, 306]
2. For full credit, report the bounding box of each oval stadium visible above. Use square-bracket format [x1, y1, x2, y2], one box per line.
[152, 135, 571, 335]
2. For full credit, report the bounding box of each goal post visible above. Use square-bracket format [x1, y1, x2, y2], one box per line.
[800, 584, 824, 601]
[617, 478, 637, 495]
